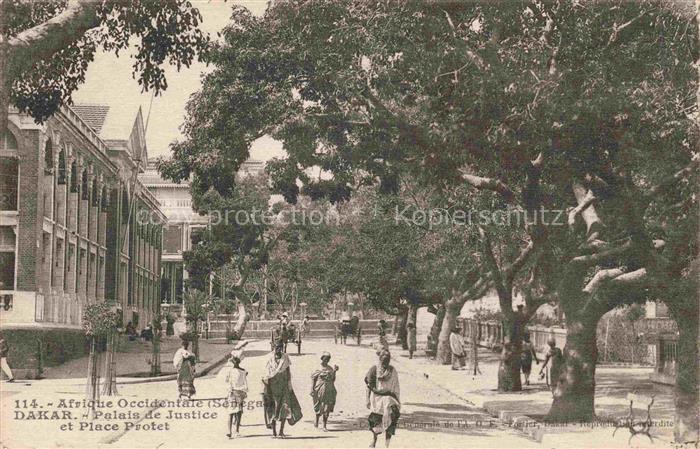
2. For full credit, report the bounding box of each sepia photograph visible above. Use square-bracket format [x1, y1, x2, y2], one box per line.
[0, 0, 698, 448]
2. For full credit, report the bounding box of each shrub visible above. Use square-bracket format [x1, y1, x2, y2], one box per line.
[82, 303, 118, 338]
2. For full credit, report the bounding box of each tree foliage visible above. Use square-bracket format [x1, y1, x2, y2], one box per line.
[167, 0, 697, 433]
[4, 0, 210, 122]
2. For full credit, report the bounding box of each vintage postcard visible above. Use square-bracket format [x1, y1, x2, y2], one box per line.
[0, 0, 697, 448]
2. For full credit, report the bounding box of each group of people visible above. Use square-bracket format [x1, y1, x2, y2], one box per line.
[171, 337, 401, 447]
[448, 323, 564, 392]
[124, 321, 155, 342]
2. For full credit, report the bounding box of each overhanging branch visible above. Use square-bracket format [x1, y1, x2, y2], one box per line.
[7, 0, 103, 79]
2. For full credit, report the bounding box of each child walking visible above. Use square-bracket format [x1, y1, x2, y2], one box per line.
[219, 350, 248, 438]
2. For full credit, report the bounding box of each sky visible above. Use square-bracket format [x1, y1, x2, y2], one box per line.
[73, 0, 284, 162]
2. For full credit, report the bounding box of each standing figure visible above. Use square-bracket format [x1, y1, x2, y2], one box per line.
[0, 333, 15, 382]
[365, 349, 400, 448]
[520, 333, 539, 386]
[125, 321, 137, 341]
[218, 350, 248, 438]
[301, 316, 310, 337]
[173, 340, 196, 399]
[311, 351, 339, 431]
[449, 327, 466, 370]
[539, 337, 564, 393]
[281, 312, 290, 327]
[407, 322, 417, 359]
[262, 339, 303, 438]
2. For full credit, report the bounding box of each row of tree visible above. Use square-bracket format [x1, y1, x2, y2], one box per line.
[2, 0, 697, 443]
[158, 1, 698, 442]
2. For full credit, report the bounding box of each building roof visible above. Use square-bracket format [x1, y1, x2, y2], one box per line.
[71, 104, 110, 134]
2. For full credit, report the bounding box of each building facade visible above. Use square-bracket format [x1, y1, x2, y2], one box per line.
[140, 158, 265, 305]
[0, 105, 165, 336]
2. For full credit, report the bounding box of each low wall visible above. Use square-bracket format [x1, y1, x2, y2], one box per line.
[0, 326, 89, 379]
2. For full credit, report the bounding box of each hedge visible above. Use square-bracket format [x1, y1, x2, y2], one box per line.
[1, 327, 89, 377]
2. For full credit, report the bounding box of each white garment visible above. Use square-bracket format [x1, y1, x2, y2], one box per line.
[449, 332, 464, 356]
[369, 366, 400, 434]
[173, 348, 193, 370]
[0, 357, 13, 380]
[218, 362, 248, 392]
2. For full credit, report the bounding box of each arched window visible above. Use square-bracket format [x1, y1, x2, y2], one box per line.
[70, 161, 78, 193]
[81, 170, 89, 200]
[91, 178, 99, 207]
[44, 140, 53, 174]
[57, 149, 66, 185]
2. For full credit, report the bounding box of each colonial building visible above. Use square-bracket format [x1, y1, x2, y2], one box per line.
[140, 158, 265, 305]
[0, 104, 165, 338]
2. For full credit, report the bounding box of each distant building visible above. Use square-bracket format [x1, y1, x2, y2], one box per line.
[140, 158, 265, 305]
[0, 104, 165, 335]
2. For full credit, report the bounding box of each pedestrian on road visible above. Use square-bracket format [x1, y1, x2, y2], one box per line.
[539, 337, 563, 393]
[378, 323, 389, 351]
[301, 315, 310, 337]
[311, 351, 339, 431]
[365, 348, 400, 448]
[173, 339, 196, 399]
[218, 349, 248, 438]
[262, 339, 302, 438]
[0, 333, 15, 382]
[520, 332, 539, 386]
[449, 327, 466, 370]
[407, 322, 417, 359]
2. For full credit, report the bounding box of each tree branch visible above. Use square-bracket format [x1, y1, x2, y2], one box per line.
[7, 0, 103, 79]
[459, 169, 517, 204]
[609, 268, 648, 286]
[582, 268, 625, 294]
[606, 10, 647, 48]
[479, 227, 507, 298]
[504, 240, 535, 286]
[571, 240, 633, 266]
[572, 181, 603, 239]
[568, 189, 596, 230]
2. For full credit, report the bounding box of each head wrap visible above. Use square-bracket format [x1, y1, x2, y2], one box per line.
[230, 349, 244, 361]
[321, 351, 331, 360]
[376, 348, 391, 359]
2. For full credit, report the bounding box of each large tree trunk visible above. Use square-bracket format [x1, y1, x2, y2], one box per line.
[101, 331, 118, 395]
[397, 309, 408, 349]
[670, 310, 699, 443]
[437, 297, 462, 364]
[427, 305, 445, 358]
[233, 300, 250, 340]
[546, 318, 598, 422]
[498, 311, 525, 392]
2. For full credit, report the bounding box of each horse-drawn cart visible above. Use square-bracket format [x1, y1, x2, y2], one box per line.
[270, 322, 302, 354]
[334, 315, 361, 345]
